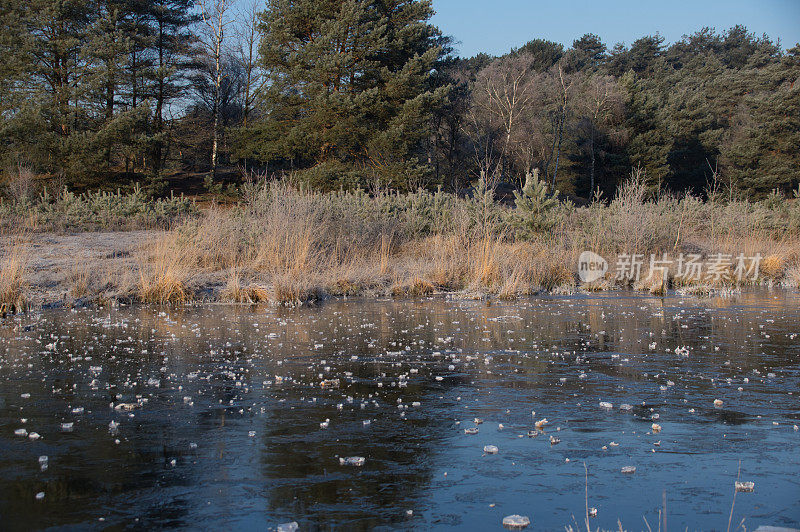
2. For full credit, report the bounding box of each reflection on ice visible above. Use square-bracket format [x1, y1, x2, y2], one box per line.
[0, 291, 798, 529]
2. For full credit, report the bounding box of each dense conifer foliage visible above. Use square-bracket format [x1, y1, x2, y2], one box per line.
[1, 0, 797, 199]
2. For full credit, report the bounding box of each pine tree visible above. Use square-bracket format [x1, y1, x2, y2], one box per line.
[512, 168, 560, 238]
[618, 71, 670, 193]
[149, 0, 198, 174]
[721, 45, 800, 197]
[239, 0, 449, 190]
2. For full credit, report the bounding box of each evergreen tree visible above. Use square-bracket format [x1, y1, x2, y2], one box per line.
[238, 0, 449, 190]
[512, 168, 559, 237]
[149, 0, 199, 174]
[565, 33, 606, 72]
[720, 45, 800, 197]
[618, 70, 670, 192]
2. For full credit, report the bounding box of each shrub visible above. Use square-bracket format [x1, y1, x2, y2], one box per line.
[511, 169, 560, 239]
[0, 185, 197, 232]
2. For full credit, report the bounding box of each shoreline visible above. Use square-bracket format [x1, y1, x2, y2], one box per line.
[2, 181, 799, 313]
[3, 229, 797, 313]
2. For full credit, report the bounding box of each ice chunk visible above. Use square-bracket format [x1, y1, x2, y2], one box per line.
[502, 514, 531, 530]
[339, 456, 366, 466]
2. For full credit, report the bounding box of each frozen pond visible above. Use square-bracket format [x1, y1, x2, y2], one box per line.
[0, 292, 799, 530]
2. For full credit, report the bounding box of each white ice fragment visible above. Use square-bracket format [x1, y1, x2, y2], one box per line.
[502, 514, 531, 530]
[483, 445, 499, 454]
[735, 481, 754, 492]
[599, 401, 613, 409]
[276, 522, 299, 532]
[621, 466, 636, 474]
[339, 456, 365, 466]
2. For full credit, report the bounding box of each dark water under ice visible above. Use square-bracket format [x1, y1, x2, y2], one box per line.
[0, 291, 799, 530]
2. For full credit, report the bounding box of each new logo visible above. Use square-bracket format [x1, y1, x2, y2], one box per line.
[578, 251, 608, 283]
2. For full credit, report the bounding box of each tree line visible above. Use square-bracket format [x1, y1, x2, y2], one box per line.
[1, 0, 798, 199]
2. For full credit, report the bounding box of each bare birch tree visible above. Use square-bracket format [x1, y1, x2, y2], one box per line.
[473, 54, 537, 184]
[576, 73, 624, 192]
[234, 0, 265, 128]
[198, 0, 232, 179]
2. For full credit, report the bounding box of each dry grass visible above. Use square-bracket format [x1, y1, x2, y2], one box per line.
[784, 264, 800, 289]
[272, 274, 322, 306]
[68, 264, 92, 299]
[129, 179, 798, 304]
[391, 277, 435, 297]
[220, 268, 270, 304]
[136, 233, 190, 304]
[7, 175, 800, 308]
[0, 238, 28, 314]
[761, 254, 787, 280]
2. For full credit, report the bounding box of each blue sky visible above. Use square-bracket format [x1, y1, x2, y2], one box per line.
[430, 0, 800, 57]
